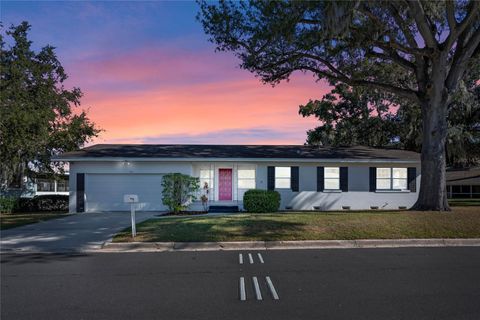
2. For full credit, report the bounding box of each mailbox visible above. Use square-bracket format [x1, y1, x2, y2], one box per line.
[124, 194, 138, 203]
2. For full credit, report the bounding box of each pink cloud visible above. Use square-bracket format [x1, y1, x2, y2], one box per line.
[65, 45, 333, 144]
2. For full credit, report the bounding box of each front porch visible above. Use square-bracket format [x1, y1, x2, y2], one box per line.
[192, 163, 257, 206]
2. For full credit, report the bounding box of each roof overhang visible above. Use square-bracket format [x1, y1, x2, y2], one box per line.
[51, 157, 420, 164]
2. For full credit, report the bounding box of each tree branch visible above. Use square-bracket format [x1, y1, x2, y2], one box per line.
[388, 2, 418, 49]
[446, 1, 456, 33]
[297, 65, 420, 103]
[407, 0, 438, 48]
[446, 27, 480, 92]
[444, 1, 480, 50]
[366, 49, 416, 72]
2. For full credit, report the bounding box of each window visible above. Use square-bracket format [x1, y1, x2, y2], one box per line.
[324, 167, 340, 190]
[376, 168, 408, 190]
[37, 179, 55, 192]
[199, 169, 214, 195]
[275, 167, 291, 189]
[57, 180, 69, 192]
[238, 169, 256, 189]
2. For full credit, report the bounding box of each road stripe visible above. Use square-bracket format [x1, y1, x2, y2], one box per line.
[239, 277, 246, 301]
[239, 253, 243, 264]
[257, 253, 264, 264]
[252, 276, 263, 300]
[265, 276, 279, 300]
[248, 253, 254, 264]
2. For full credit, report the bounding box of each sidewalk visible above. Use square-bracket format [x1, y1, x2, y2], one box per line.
[99, 238, 480, 253]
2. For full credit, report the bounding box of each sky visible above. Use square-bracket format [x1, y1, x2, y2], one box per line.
[2, 1, 332, 145]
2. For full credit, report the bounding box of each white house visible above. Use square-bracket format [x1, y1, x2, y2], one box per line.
[52, 144, 421, 213]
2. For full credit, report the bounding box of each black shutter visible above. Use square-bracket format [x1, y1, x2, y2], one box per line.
[76, 173, 85, 213]
[340, 167, 348, 192]
[369, 167, 376, 192]
[317, 167, 324, 191]
[408, 167, 417, 192]
[291, 166, 299, 192]
[267, 166, 275, 190]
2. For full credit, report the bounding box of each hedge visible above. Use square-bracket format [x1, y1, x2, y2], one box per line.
[243, 189, 281, 213]
[15, 195, 69, 213]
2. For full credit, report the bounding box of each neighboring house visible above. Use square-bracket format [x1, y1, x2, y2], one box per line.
[446, 167, 480, 199]
[33, 174, 69, 197]
[52, 144, 421, 213]
[1, 174, 69, 198]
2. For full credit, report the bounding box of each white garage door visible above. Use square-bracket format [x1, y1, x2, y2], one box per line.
[85, 174, 165, 212]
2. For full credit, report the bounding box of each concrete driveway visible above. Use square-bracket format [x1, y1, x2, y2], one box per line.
[0, 212, 159, 253]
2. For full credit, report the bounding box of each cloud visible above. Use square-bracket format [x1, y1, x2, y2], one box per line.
[103, 126, 309, 145]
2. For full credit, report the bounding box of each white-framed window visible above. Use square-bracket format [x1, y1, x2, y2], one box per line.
[376, 168, 408, 190]
[199, 168, 214, 196]
[238, 169, 256, 189]
[324, 167, 340, 190]
[275, 167, 291, 189]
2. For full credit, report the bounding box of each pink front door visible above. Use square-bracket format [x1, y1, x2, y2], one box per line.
[218, 169, 233, 201]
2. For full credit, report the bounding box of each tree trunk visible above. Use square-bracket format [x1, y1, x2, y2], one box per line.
[412, 93, 450, 211]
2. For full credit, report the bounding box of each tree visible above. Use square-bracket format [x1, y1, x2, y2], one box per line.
[299, 83, 403, 148]
[299, 72, 480, 167]
[161, 173, 200, 213]
[0, 22, 100, 190]
[199, 0, 480, 210]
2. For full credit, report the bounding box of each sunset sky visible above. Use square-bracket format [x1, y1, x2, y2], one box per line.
[3, 1, 332, 145]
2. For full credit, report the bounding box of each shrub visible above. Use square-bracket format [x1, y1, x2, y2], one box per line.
[243, 189, 281, 213]
[15, 195, 69, 213]
[161, 173, 200, 213]
[0, 196, 17, 214]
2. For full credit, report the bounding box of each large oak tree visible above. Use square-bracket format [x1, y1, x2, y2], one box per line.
[199, 0, 480, 210]
[0, 22, 100, 191]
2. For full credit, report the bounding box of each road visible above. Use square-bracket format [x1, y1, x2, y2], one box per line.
[1, 247, 480, 320]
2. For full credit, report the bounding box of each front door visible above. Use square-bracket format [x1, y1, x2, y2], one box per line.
[218, 169, 233, 201]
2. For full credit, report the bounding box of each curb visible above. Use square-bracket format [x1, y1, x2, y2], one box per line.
[98, 238, 480, 252]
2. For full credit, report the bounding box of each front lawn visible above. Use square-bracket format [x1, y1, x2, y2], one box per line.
[449, 199, 480, 207]
[113, 206, 480, 242]
[0, 212, 68, 230]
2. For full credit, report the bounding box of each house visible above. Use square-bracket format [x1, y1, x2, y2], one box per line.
[446, 167, 480, 199]
[52, 144, 421, 213]
[1, 173, 69, 198]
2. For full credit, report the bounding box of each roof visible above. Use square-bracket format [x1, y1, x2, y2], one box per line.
[446, 167, 480, 185]
[53, 144, 420, 162]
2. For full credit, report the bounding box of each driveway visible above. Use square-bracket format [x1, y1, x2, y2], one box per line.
[0, 212, 158, 253]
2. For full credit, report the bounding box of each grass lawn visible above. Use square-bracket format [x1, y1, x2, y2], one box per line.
[449, 199, 480, 206]
[0, 212, 68, 230]
[113, 206, 480, 242]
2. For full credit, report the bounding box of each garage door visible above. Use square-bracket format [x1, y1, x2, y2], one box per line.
[85, 174, 165, 212]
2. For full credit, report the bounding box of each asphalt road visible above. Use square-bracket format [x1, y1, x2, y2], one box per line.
[1, 247, 480, 320]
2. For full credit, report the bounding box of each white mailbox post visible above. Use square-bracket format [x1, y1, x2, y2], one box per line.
[123, 194, 139, 237]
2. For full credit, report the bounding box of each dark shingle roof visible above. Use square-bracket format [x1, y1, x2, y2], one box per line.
[54, 144, 420, 161]
[446, 167, 480, 185]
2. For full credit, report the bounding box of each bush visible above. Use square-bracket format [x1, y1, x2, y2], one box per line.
[15, 195, 69, 213]
[243, 189, 281, 213]
[0, 196, 17, 214]
[161, 173, 200, 213]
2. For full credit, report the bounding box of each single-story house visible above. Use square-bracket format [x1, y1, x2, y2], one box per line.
[1, 173, 69, 198]
[52, 144, 421, 213]
[446, 167, 480, 198]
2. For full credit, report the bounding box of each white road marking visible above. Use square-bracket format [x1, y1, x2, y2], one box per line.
[265, 276, 279, 300]
[257, 253, 264, 264]
[252, 276, 263, 300]
[248, 253, 254, 264]
[239, 277, 246, 301]
[239, 253, 243, 264]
